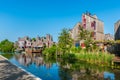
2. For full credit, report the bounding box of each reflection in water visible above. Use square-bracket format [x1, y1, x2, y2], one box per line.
[14, 53, 53, 70]
[2, 53, 120, 80]
[15, 53, 32, 66]
[15, 53, 44, 67]
[104, 72, 115, 80]
[59, 63, 106, 80]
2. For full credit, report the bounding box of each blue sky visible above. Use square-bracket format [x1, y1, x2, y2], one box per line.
[0, 0, 120, 42]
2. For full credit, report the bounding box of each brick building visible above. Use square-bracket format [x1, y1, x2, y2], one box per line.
[17, 34, 54, 50]
[82, 12, 104, 41]
[70, 12, 104, 47]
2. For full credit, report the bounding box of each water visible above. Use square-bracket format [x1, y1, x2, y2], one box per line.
[1, 53, 120, 80]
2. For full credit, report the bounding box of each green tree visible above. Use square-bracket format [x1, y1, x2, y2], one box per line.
[78, 25, 92, 41]
[0, 39, 15, 52]
[58, 28, 73, 54]
[43, 44, 57, 57]
[32, 38, 36, 41]
[78, 26, 93, 51]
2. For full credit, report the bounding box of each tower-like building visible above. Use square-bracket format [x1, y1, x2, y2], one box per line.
[82, 12, 104, 41]
[70, 12, 104, 47]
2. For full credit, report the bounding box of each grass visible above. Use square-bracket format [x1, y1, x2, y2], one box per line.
[73, 50, 115, 66]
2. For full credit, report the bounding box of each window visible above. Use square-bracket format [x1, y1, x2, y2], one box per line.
[93, 21, 96, 30]
[83, 24, 86, 29]
[82, 15, 86, 23]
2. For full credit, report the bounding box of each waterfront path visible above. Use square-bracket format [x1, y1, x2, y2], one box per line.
[0, 55, 41, 80]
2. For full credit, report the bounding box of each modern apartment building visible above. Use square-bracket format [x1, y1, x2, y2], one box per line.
[82, 12, 104, 41]
[114, 20, 120, 40]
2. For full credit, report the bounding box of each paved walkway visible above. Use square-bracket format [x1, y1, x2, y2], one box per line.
[0, 55, 41, 80]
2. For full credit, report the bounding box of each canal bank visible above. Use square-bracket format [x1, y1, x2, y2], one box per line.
[0, 55, 41, 80]
[1, 52, 120, 80]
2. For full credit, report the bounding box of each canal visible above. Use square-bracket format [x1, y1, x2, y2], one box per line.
[1, 52, 120, 80]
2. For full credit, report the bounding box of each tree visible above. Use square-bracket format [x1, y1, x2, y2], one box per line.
[32, 38, 36, 41]
[78, 26, 93, 51]
[0, 39, 15, 52]
[78, 25, 92, 41]
[58, 28, 73, 54]
[43, 44, 57, 56]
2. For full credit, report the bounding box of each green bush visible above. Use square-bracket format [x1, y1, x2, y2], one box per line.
[70, 46, 82, 53]
[43, 45, 57, 56]
[0, 39, 15, 52]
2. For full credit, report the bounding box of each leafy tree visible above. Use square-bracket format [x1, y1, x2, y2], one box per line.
[78, 25, 92, 41]
[43, 44, 57, 57]
[78, 26, 93, 51]
[58, 28, 73, 54]
[70, 46, 82, 53]
[32, 38, 36, 41]
[0, 39, 15, 52]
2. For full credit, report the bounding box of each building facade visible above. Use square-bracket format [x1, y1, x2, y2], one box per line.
[104, 33, 114, 41]
[114, 20, 120, 40]
[114, 20, 120, 54]
[17, 34, 54, 50]
[70, 12, 104, 47]
[82, 12, 104, 41]
[70, 12, 104, 42]
[70, 22, 82, 47]
[70, 22, 81, 41]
